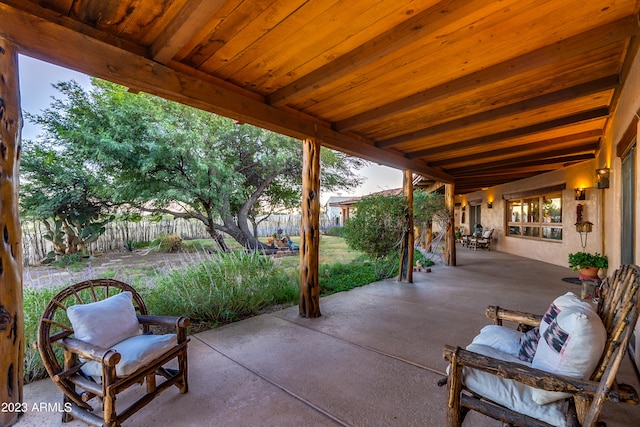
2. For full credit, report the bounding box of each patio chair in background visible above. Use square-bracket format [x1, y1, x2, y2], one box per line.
[441, 264, 640, 426]
[37, 279, 190, 427]
[469, 228, 494, 251]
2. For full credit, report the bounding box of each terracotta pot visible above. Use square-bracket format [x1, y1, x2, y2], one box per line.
[580, 266, 599, 278]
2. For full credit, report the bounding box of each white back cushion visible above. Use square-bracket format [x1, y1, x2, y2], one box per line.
[67, 291, 141, 349]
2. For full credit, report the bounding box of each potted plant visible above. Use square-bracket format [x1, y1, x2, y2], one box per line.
[568, 252, 608, 278]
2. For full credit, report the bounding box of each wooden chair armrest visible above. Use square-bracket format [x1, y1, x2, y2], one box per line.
[59, 337, 121, 366]
[138, 314, 190, 343]
[138, 314, 190, 329]
[486, 305, 543, 329]
[443, 345, 599, 398]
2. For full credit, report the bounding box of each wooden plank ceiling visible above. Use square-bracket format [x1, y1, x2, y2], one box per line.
[2, 0, 639, 194]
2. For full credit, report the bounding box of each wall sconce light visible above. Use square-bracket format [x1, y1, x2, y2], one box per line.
[487, 201, 493, 209]
[595, 168, 610, 189]
[574, 188, 586, 200]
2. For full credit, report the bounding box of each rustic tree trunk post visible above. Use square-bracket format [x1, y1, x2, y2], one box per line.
[299, 138, 321, 318]
[398, 170, 414, 282]
[445, 183, 456, 266]
[0, 38, 24, 427]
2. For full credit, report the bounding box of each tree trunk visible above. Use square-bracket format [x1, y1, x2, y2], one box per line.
[299, 138, 321, 318]
[0, 38, 24, 427]
[398, 169, 414, 282]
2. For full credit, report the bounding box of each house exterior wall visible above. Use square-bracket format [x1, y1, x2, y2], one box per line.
[600, 43, 640, 372]
[456, 46, 640, 373]
[458, 161, 602, 268]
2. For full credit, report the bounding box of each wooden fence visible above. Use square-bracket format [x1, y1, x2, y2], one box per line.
[21, 214, 336, 266]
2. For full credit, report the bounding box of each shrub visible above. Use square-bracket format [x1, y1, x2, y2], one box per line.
[343, 194, 407, 260]
[319, 258, 378, 294]
[23, 285, 66, 383]
[153, 234, 183, 253]
[143, 251, 297, 326]
[325, 226, 346, 237]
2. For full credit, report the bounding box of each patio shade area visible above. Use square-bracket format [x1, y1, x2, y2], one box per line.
[2, 1, 639, 192]
[18, 250, 640, 426]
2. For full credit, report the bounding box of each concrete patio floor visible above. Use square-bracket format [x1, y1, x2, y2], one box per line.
[17, 248, 640, 426]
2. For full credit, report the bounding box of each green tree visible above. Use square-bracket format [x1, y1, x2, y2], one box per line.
[413, 191, 448, 247]
[25, 79, 365, 251]
[20, 140, 113, 256]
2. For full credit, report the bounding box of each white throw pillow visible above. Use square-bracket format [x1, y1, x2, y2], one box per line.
[539, 292, 592, 336]
[67, 291, 141, 349]
[470, 324, 523, 356]
[531, 305, 606, 405]
[81, 334, 177, 379]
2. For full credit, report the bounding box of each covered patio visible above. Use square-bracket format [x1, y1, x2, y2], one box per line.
[17, 250, 640, 426]
[1, 1, 640, 425]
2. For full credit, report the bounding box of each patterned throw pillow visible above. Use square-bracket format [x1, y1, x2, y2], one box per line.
[518, 327, 540, 363]
[531, 305, 606, 405]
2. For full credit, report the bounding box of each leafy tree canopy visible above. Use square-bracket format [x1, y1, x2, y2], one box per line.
[22, 79, 366, 251]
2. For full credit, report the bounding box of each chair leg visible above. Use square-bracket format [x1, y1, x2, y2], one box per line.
[61, 395, 73, 423]
[179, 349, 189, 394]
[447, 352, 464, 427]
[103, 392, 118, 427]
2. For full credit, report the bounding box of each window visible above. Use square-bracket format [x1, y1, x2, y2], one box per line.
[507, 193, 562, 241]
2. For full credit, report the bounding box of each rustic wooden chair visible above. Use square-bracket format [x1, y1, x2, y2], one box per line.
[442, 264, 639, 427]
[469, 228, 494, 251]
[37, 279, 190, 427]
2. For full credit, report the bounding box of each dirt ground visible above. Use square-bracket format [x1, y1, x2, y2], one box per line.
[22, 249, 200, 288]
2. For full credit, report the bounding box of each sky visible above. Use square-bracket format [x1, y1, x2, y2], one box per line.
[17, 55, 403, 204]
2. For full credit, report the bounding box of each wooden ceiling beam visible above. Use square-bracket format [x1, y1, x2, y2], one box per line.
[406, 108, 608, 159]
[455, 164, 568, 180]
[0, 3, 453, 183]
[335, 15, 639, 132]
[150, 0, 227, 64]
[424, 129, 601, 163]
[375, 76, 618, 149]
[448, 153, 594, 175]
[429, 138, 600, 169]
[266, 0, 490, 107]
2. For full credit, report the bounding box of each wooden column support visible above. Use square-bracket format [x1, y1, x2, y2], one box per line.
[299, 138, 321, 318]
[0, 37, 24, 427]
[444, 183, 456, 266]
[398, 170, 414, 282]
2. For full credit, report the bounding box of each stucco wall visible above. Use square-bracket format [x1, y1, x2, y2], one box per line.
[458, 160, 602, 269]
[598, 44, 640, 269]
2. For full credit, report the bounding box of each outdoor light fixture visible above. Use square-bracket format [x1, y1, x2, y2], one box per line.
[575, 220, 593, 251]
[596, 168, 610, 189]
[487, 201, 493, 209]
[574, 188, 586, 200]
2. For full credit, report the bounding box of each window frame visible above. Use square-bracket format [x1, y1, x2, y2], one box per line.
[506, 192, 563, 242]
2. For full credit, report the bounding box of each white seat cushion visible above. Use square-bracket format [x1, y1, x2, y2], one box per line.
[81, 333, 177, 379]
[462, 343, 568, 427]
[68, 291, 141, 349]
